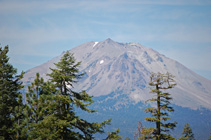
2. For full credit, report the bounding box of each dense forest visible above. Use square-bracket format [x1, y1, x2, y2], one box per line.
[0, 45, 210, 140]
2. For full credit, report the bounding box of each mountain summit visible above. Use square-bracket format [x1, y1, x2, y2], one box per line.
[22, 38, 211, 110]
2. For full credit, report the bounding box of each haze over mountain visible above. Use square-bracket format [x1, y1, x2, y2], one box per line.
[23, 38, 211, 110]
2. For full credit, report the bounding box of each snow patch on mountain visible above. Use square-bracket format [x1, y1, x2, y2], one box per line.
[93, 42, 98, 48]
[100, 60, 104, 64]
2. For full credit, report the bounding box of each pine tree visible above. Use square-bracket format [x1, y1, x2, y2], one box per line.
[34, 52, 111, 139]
[0, 46, 24, 139]
[144, 72, 177, 140]
[26, 73, 44, 124]
[178, 123, 195, 140]
[25, 73, 55, 138]
[13, 94, 27, 140]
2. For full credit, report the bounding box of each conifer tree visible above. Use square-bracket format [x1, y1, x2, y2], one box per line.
[178, 123, 195, 140]
[26, 73, 44, 124]
[13, 94, 27, 140]
[35, 52, 111, 139]
[0, 46, 24, 139]
[25, 73, 55, 138]
[144, 72, 177, 140]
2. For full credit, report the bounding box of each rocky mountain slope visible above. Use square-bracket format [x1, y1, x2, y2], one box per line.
[23, 38, 211, 110]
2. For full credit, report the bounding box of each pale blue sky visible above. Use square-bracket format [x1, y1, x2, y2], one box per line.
[0, 0, 211, 79]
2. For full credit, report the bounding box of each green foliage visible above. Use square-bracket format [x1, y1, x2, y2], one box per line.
[105, 128, 122, 140]
[0, 46, 24, 139]
[24, 52, 112, 139]
[48, 52, 84, 93]
[44, 52, 111, 139]
[144, 72, 177, 140]
[134, 121, 154, 140]
[178, 123, 195, 140]
[25, 73, 56, 139]
[12, 94, 27, 140]
[0, 47, 115, 139]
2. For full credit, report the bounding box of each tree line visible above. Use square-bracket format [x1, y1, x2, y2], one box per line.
[0, 45, 210, 140]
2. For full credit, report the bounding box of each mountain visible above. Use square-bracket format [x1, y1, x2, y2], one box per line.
[23, 38, 211, 110]
[22, 38, 211, 139]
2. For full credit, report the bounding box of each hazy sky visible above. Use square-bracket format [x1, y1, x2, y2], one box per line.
[0, 0, 211, 79]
